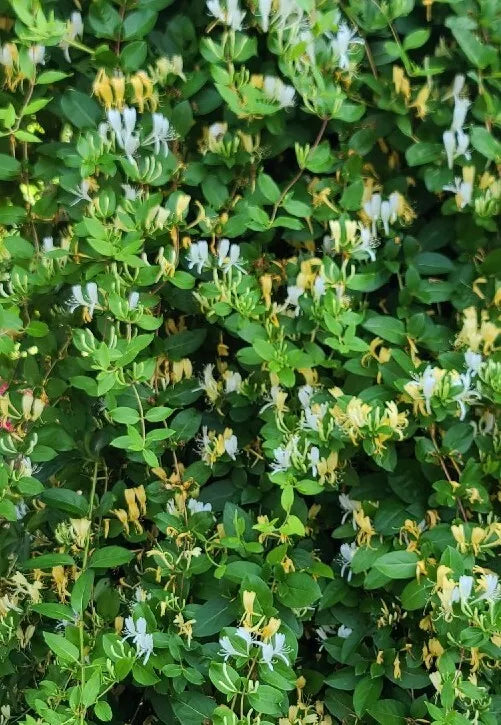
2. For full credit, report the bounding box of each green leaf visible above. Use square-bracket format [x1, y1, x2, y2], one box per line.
[258, 173, 281, 203]
[43, 632, 79, 663]
[163, 329, 206, 360]
[186, 597, 236, 637]
[405, 142, 442, 166]
[277, 572, 322, 608]
[120, 41, 147, 73]
[0, 499, 17, 521]
[22, 553, 76, 570]
[374, 551, 418, 579]
[71, 569, 95, 614]
[170, 408, 202, 441]
[39, 488, 88, 517]
[247, 684, 284, 716]
[470, 126, 501, 161]
[367, 699, 407, 725]
[209, 662, 240, 695]
[445, 17, 497, 69]
[94, 701, 113, 722]
[31, 603, 74, 621]
[362, 315, 406, 344]
[123, 10, 157, 40]
[109, 407, 140, 425]
[403, 28, 430, 49]
[353, 677, 383, 717]
[0, 153, 21, 180]
[60, 90, 101, 129]
[89, 546, 134, 569]
[37, 70, 72, 84]
[172, 693, 216, 725]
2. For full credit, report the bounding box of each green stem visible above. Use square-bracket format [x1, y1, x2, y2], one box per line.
[132, 384, 146, 443]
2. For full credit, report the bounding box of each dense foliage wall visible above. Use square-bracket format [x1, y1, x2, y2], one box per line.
[0, 1, 500, 724]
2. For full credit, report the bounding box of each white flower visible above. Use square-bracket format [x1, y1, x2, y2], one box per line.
[457, 575, 474, 603]
[187, 240, 210, 274]
[260, 385, 287, 413]
[284, 285, 304, 316]
[224, 434, 238, 460]
[196, 363, 219, 401]
[67, 282, 99, 317]
[270, 446, 292, 473]
[235, 627, 254, 650]
[443, 130, 455, 169]
[128, 291, 139, 310]
[455, 129, 470, 160]
[224, 371, 242, 394]
[316, 625, 336, 648]
[258, 0, 272, 31]
[388, 192, 399, 220]
[107, 107, 140, 162]
[61, 12, 84, 62]
[219, 636, 242, 661]
[339, 493, 360, 527]
[380, 200, 391, 235]
[68, 179, 92, 205]
[0, 45, 15, 68]
[451, 97, 470, 133]
[452, 74, 465, 100]
[298, 385, 313, 409]
[465, 350, 483, 377]
[329, 22, 363, 70]
[355, 226, 379, 262]
[313, 276, 326, 299]
[263, 76, 296, 109]
[122, 184, 139, 201]
[257, 633, 290, 670]
[143, 114, 173, 156]
[122, 616, 154, 665]
[453, 371, 481, 420]
[42, 236, 54, 252]
[28, 45, 45, 65]
[337, 625, 352, 638]
[207, 0, 245, 30]
[477, 574, 500, 603]
[416, 365, 437, 414]
[309, 446, 320, 477]
[15, 501, 28, 520]
[363, 193, 381, 235]
[187, 498, 212, 514]
[443, 178, 472, 209]
[339, 541, 357, 581]
[275, 0, 303, 28]
[217, 238, 245, 272]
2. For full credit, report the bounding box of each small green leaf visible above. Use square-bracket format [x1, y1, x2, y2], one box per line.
[89, 546, 134, 569]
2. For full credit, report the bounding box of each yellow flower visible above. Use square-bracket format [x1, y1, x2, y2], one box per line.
[393, 66, 411, 101]
[261, 617, 281, 640]
[410, 84, 431, 119]
[354, 509, 376, 547]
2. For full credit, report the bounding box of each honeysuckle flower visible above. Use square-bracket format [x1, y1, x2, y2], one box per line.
[339, 541, 357, 581]
[453, 371, 481, 420]
[337, 625, 352, 638]
[128, 291, 139, 310]
[355, 226, 379, 262]
[380, 200, 391, 235]
[274, 0, 304, 29]
[68, 179, 92, 205]
[207, 0, 245, 30]
[187, 498, 212, 514]
[217, 238, 245, 272]
[455, 129, 470, 159]
[28, 45, 45, 65]
[316, 625, 336, 649]
[312, 276, 326, 298]
[260, 385, 288, 414]
[143, 113, 173, 156]
[224, 433, 238, 460]
[15, 501, 28, 520]
[456, 575, 474, 603]
[107, 107, 140, 162]
[196, 363, 219, 403]
[284, 285, 304, 316]
[219, 637, 242, 660]
[451, 74, 465, 100]
[339, 493, 360, 527]
[329, 22, 364, 70]
[477, 574, 500, 602]
[67, 282, 99, 318]
[235, 627, 254, 649]
[257, 632, 290, 670]
[258, 0, 272, 31]
[298, 385, 314, 409]
[122, 616, 154, 664]
[364, 193, 381, 235]
[270, 446, 292, 473]
[451, 96, 470, 133]
[61, 12, 84, 62]
[122, 184, 139, 201]
[187, 240, 210, 273]
[443, 130, 455, 169]
[443, 178, 472, 209]
[309, 445, 320, 476]
[465, 350, 483, 377]
[224, 370, 242, 393]
[263, 76, 296, 109]
[42, 236, 54, 252]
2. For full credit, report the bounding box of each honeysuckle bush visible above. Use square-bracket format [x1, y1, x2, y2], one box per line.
[0, 0, 500, 724]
